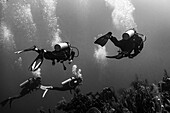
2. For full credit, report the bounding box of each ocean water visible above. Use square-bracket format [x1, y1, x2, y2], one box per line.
[1, 0, 170, 113]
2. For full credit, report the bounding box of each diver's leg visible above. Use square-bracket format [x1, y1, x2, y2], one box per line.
[62, 63, 66, 70]
[15, 45, 39, 54]
[128, 47, 140, 58]
[0, 94, 23, 108]
[138, 42, 144, 52]
[9, 88, 29, 108]
[0, 88, 29, 108]
[0, 98, 10, 107]
[52, 60, 55, 65]
[109, 36, 121, 47]
[129, 43, 142, 58]
[128, 37, 144, 58]
[1, 87, 31, 108]
[8, 95, 23, 108]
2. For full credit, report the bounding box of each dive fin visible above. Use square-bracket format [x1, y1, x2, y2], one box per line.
[106, 54, 124, 59]
[94, 32, 111, 47]
[29, 54, 44, 71]
[106, 55, 117, 59]
[94, 35, 108, 47]
[0, 98, 9, 107]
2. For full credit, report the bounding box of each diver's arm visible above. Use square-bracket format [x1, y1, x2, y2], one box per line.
[49, 86, 69, 91]
[40, 85, 53, 98]
[40, 85, 53, 90]
[136, 33, 147, 42]
[15, 45, 39, 54]
[136, 32, 144, 36]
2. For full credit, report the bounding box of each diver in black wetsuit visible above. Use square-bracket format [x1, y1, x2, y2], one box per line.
[15, 42, 78, 71]
[41, 65, 83, 97]
[49, 76, 83, 93]
[41, 74, 83, 97]
[94, 29, 146, 59]
[0, 77, 41, 108]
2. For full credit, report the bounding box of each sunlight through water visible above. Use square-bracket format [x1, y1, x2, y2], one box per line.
[0, 21, 16, 51]
[40, 0, 61, 47]
[105, 0, 137, 31]
[94, 45, 108, 66]
[12, 2, 37, 39]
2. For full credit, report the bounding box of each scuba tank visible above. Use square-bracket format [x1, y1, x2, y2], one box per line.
[54, 42, 70, 51]
[20, 79, 30, 88]
[19, 77, 41, 88]
[61, 77, 75, 85]
[122, 29, 136, 40]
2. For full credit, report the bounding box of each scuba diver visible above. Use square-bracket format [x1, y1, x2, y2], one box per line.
[94, 28, 146, 59]
[0, 76, 42, 108]
[15, 42, 79, 71]
[47, 74, 82, 94]
[41, 65, 83, 97]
